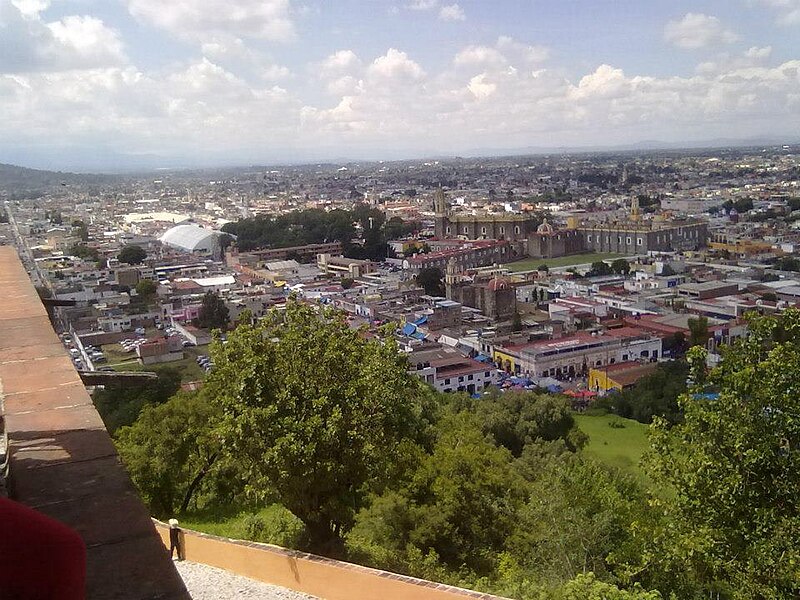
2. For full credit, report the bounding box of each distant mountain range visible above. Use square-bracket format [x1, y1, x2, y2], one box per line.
[0, 163, 118, 192]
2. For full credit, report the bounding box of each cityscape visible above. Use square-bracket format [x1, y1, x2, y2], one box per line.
[1, 1, 799, 600]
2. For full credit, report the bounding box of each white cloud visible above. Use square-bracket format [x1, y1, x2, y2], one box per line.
[407, 0, 437, 10]
[367, 48, 424, 80]
[753, 0, 800, 25]
[467, 73, 496, 99]
[664, 13, 738, 50]
[11, 0, 48, 18]
[1, 37, 799, 163]
[0, 1, 126, 73]
[454, 37, 549, 71]
[320, 49, 361, 75]
[439, 3, 465, 21]
[126, 0, 295, 42]
[745, 45, 773, 59]
[200, 36, 290, 81]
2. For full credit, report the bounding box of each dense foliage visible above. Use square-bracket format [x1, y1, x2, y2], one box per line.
[206, 300, 429, 556]
[114, 304, 800, 600]
[194, 291, 230, 331]
[594, 361, 688, 425]
[117, 244, 147, 265]
[416, 267, 445, 296]
[93, 366, 182, 434]
[635, 311, 800, 599]
[221, 204, 416, 259]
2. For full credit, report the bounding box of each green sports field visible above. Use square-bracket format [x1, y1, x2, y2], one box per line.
[503, 252, 624, 272]
[574, 413, 651, 483]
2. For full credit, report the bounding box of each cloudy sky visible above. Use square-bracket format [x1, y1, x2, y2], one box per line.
[1, 0, 799, 170]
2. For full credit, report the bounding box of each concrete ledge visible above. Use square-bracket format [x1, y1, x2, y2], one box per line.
[154, 520, 510, 600]
[0, 247, 189, 600]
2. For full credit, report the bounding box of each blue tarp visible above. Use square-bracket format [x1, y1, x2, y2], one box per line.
[413, 316, 428, 325]
[475, 354, 493, 363]
[547, 384, 562, 393]
[412, 331, 426, 340]
[401, 323, 416, 336]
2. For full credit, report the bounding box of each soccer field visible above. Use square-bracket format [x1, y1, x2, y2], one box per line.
[574, 413, 651, 483]
[503, 252, 624, 272]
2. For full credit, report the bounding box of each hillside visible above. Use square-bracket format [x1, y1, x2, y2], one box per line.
[0, 163, 116, 194]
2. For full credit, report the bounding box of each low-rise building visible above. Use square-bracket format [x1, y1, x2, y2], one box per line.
[408, 346, 496, 394]
[494, 327, 662, 378]
[588, 361, 659, 394]
[136, 336, 184, 365]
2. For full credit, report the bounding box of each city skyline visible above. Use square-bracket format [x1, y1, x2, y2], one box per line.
[2, 0, 800, 170]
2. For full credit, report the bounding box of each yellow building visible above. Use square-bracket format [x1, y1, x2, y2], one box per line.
[589, 361, 658, 394]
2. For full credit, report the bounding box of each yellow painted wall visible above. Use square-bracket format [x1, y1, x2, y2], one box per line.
[153, 521, 508, 600]
[492, 348, 517, 371]
[588, 368, 622, 393]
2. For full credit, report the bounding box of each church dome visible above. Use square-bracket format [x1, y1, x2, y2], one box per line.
[487, 277, 510, 291]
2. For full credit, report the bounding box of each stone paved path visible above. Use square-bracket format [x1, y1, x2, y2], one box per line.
[175, 560, 320, 600]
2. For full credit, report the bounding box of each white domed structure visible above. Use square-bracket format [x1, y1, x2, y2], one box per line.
[160, 224, 225, 257]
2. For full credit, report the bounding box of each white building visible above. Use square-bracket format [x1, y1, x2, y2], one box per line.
[408, 346, 496, 394]
[160, 224, 225, 258]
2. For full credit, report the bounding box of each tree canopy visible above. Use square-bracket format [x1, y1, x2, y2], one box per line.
[206, 299, 428, 556]
[416, 267, 445, 296]
[636, 310, 800, 598]
[118, 244, 147, 265]
[116, 390, 228, 516]
[195, 291, 230, 331]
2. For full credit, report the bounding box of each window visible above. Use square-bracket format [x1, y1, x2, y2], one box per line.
[481, 227, 486, 235]
[463, 226, 468, 234]
[515, 226, 521, 234]
[499, 226, 505, 235]
[596, 360, 602, 366]
[587, 234, 592, 242]
[485, 371, 490, 377]
[637, 237, 643, 245]
[622, 354, 628, 361]
[468, 374, 473, 380]
[626, 237, 632, 245]
[458, 376, 464, 382]
[641, 350, 649, 357]
[618, 236, 622, 244]
[445, 378, 451, 384]
[446, 226, 451, 235]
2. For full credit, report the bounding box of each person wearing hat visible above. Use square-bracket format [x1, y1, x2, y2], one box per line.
[168, 519, 182, 560]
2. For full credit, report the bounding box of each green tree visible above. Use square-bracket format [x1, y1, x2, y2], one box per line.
[93, 366, 182, 434]
[559, 573, 661, 600]
[195, 291, 230, 331]
[589, 261, 613, 277]
[508, 453, 652, 587]
[469, 390, 586, 457]
[416, 267, 445, 296]
[116, 390, 226, 516]
[537, 264, 549, 272]
[207, 300, 426, 556]
[611, 258, 631, 275]
[135, 279, 158, 303]
[687, 315, 709, 348]
[639, 310, 800, 598]
[660, 264, 676, 277]
[68, 243, 99, 262]
[118, 244, 147, 265]
[349, 414, 527, 574]
[595, 361, 688, 425]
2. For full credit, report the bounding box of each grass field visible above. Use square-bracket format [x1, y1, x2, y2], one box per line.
[574, 413, 651, 483]
[179, 504, 303, 547]
[504, 252, 624, 272]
